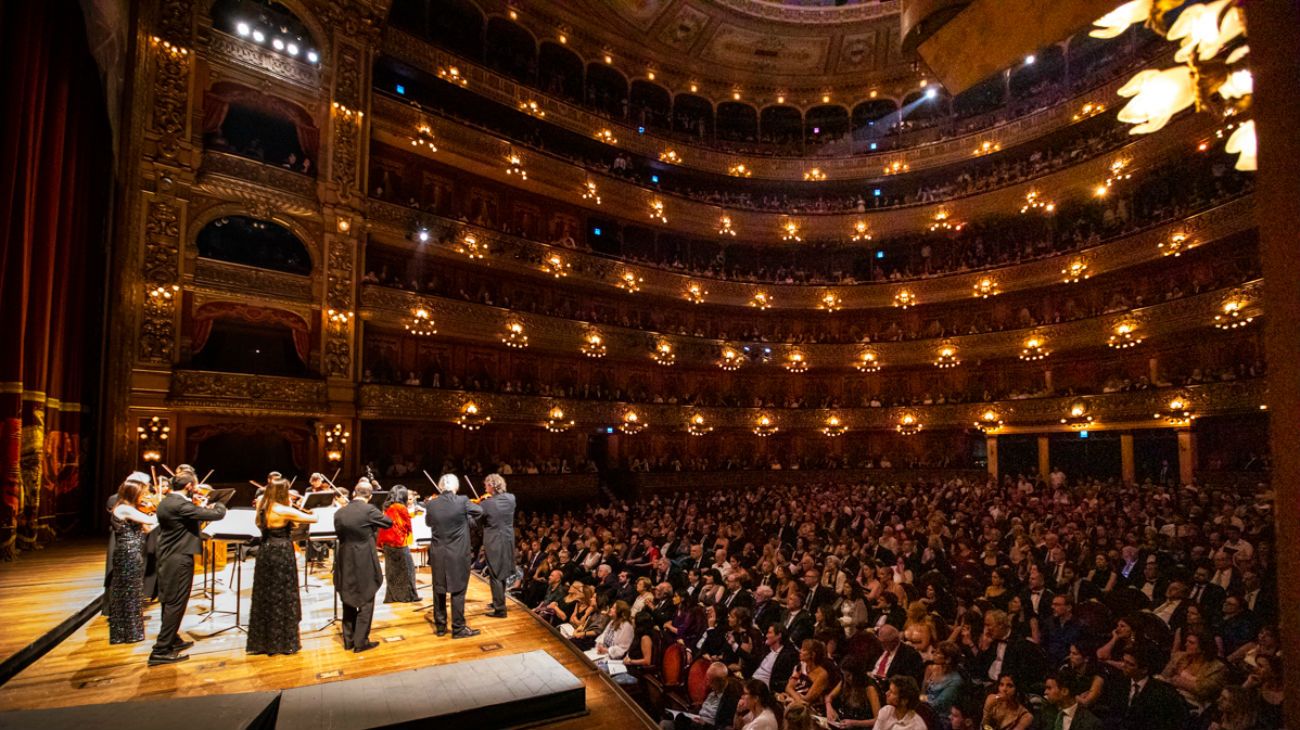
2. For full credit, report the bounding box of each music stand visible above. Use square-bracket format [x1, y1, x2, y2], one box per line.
[305, 504, 341, 631]
[368, 490, 390, 507]
[195, 507, 259, 636]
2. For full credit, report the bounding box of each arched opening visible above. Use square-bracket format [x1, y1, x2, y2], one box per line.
[202, 82, 318, 173]
[187, 423, 309, 483]
[196, 215, 311, 274]
[851, 99, 898, 142]
[484, 16, 535, 83]
[189, 303, 311, 376]
[629, 80, 671, 130]
[672, 94, 712, 139]
[585, 63, 628, 117]
[210, 0, 321, 64]
[758, 105, 801, 147]
[717, 101, 758, 143]
[902, 88, 946, 123]
[1010, 45, 1065, 100]
[805, 104, 849, 145]
[538, 41, 583, 101]
[952, 74, 1004, 119]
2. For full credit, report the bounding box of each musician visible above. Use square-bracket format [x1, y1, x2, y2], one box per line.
[426, 474, 484, 638]
[334, 482, 392, 652]
[308, 472, 348, 507]
[480, 473, 517, 618]
[104, 471, 151, 615]
[149, 473, 227, 666]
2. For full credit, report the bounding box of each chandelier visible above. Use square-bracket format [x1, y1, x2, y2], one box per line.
[1108, 320, 1143, 349]
[620, 410, 645, 435]
[1020, 334, 1049, 361]
[541, 252, 570, 278]
[728, 162, 752, 178]
[617, 270, 643, 293]
[518, 99, 545, 118]
[752, 414, 778, 437]
[821, 414, 847, 438]
[1214, 295, 1254, 329]
[405, 306, 437, 336]
[972, 140, 1001, 156]
[854, 349, 882, 373]
[501, 321, 528, 348]
[686, 413, 712, 436]
[883, 160, 910, 175]
[718, 213, 736, 236]
[896, 412, 923, 436]
[1073, 101, 1106, 122]
[929, 209, 962, 232]
[684, 282, 707, 304]
[973, 409, 1004, 434]
[819, 291, 842, 312]
[934, 342, 960, 369]
[1154, 395, 1195, 426]
[780, 219, 802, 242]
[456, 232, 486, 259]
[581, 331, 607, 358]
[137, 415, 170, 463]
[437, 66, 468, 86]
[581, 179, 601, 205]
[648, 199, 667, 223]
[505, 151, 527, 179]
[593, 128, 617, 145]
[1159, 232, 1189, 257]
[718, 346, 744, 371]
[659, 149, 682, 165]
[783, 351, 808, 373]
[1061, 402, 1094, 429]
[1094, 0, 1255, 171]
[410, 123, 437, 152]
[850, 220, 872, 242]
[1062, 257, 1091, 283]
[457, 402, 490, 431]
[323, 422, 348, 463]
[546, 406, 575, 433]
[803, 167, 826, 182]
[893, 289, 916, 309]
[750, 291, 772, 310]
[1020, 190, 1056, 214]
[972, 277, 1000, 299]
[652, 341, 676, 366]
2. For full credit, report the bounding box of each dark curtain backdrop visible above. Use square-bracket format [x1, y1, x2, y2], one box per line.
[0, 0, 111, 558]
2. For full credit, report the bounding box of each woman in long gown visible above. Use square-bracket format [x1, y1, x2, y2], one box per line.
[108, 477, 158, 644]
[377, 485, 419, 603]
[246, 477, 316, 655]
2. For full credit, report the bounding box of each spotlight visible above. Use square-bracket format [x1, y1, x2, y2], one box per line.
[272, 37, 285, 51]
[417, 229, 430, 243]
[287, 43, 299, 56]
[236, 22, 251, 37]
[307, 50, 319, 63]
[924, 87, 938, 100]
[252, 29, 265, 43]
[1024, 54, 1036, 65]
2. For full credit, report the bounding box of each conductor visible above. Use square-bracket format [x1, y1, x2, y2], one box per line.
[480, 473, 516, 618]
[425, 473, 483, 638]
[334, 481, 392, 652]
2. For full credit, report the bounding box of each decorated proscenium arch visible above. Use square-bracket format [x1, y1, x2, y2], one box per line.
[195, 215, 314, 275]
[191, 302, 312, 364]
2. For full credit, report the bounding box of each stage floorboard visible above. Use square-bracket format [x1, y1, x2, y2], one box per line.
[0, 540, 108, 662]
[0, 541, 655, 730]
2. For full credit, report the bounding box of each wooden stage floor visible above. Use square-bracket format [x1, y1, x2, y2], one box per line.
[0, 541, 654, 730]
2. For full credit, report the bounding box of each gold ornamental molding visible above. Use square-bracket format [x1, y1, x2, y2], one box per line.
[356, 379, 1265, 431]
[365, 194, 1254, 310]
[380, 29, 1168, 181]
[168, 370, 329, 416]
[359, 277, 1262, 369]
[191, 258, 314, 303]
[196, 151, 319, 214]
[371, 96, 1218, 242]
[198, 28, 323, 91]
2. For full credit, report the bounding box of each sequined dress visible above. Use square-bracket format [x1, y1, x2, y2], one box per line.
[246, 524, 301, 655]
[108, 515, 146, 644]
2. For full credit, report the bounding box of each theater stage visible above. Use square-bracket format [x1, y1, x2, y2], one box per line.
[0, 541, 654, 730]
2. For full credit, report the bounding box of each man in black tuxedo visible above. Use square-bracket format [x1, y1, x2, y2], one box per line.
[333, 482, 391, 652]
[779, 589, 815, 648]
[426, 473, 484, 638]
[1023, 569, 1055, 621]
[750, 584, 780, 632]
[974, 609, 1050, 694]
[717, 571, 754, 622]
[479, 473, 516, 618]
[149, 477, 226, 665]
[1188, 564, 1227, 621]
[800, 568, 835, 612]
[870, 625, 925, 684]
[652, 556, 684, 592]
[1119, 646, 1188, 730]
[1040, 669, 1105, 730]
[742, 624, 800, 692]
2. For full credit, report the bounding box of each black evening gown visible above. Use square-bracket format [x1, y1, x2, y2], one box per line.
[108, 516, 146, 643]
[246, 524, 301, 654]
[383, 546, 419, 603]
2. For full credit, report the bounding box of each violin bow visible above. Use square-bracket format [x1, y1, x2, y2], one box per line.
[464, 474, 482, 500]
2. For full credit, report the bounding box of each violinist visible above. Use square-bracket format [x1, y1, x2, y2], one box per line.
[148, 472, 227, 666]
[377, 485, 420, 603]
[104, 472, 155, 634]
[479, 474, 516, 619]
[308, 472, 348, 507]
[246, 477, 316, 655]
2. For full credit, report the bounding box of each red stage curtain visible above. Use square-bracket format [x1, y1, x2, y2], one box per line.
[204, 82, 320, 160]
[0, 0, 110, 558]
[191, 302, 311, 364]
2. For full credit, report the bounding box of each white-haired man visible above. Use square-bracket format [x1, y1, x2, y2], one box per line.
[425, 473, 484, 637]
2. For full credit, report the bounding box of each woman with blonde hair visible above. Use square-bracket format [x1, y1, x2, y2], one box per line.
[902, 600, 938, 659]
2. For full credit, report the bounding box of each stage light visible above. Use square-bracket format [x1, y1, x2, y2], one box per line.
[306, 50, 319, 63]
[1025, 54, 1036, 64]
[252, 29, 265, 43]
[416, 228, 430, 243]
[236, 22, 250, 37]
[395, 84, 405, 95]
[924, 87, 938, 100]
[272, 38, 285, 50]
[287, 43, 299, 56]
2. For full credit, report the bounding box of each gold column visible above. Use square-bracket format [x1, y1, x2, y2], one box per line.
[1036, 435, 1050, 479]
[1177, 430, 1196, 486]
[986, 435, 999, 479]
[1120, 432, 1135, 484]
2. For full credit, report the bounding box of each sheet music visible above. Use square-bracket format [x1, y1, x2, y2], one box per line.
[413, 515, 432, 543]
[308, 505, 339, 536]
[202, 507, 260, 540]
